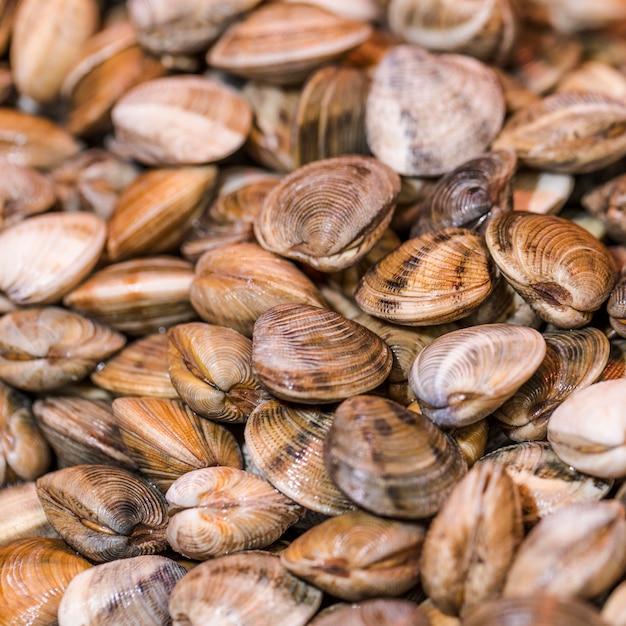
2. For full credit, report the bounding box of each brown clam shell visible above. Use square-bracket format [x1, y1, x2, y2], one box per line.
[582, 172, 626, 245]
[309, 599, 431, 626]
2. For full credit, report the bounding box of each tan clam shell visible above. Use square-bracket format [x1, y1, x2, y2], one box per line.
[608, 276, 626, 338]
[485, 211, 618, 328]
[599, 338, 626, 381]
[281, 510, 426, 601]
[254, 155, 400, 272]
[58, 555, 187, 626]
[244, 399, 355, 515]
[0, 211, 106, 305]
[409, 323, 546, 428]
[166, 466, 302, 560]
[513, 169, 574, 215]
[112, 397, 243, 491]
[493, 92, 626, 174]
[324, 395, 468, 519]
[190, 242, 326, 337]
[168, 322, 269, 423]
[0, 307, 126, 393]
[582, 172, 626, 245]
[365, 45, 505, 176]
[556, 60, 626, 101]
[36, 464, 169, 563]
[494, 327, 610, 441]
[91, 332, 178, 398]
[111, 75, 252, 166]
[0, 537, 92, 624]
[206, 2, 372, 85]
[355, 228, 495, 326]
[310, 599, 431, 626]
[64, 256, 197, 336]
[169, 551, 323, 626]
[252, 303, 393, 403]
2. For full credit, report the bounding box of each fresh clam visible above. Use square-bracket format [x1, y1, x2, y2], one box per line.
[582, 172, 626, 245]
[308, 599, 431, 625]
[608, 275, 626, 338]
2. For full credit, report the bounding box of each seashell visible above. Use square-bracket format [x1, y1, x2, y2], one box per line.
[582, 172, 626, 245]
[418, 598, 462, 626]
[0, 211, 106, 306]
[556, 60, 626, 101]
[0, 482, 57, 545]
[493, 92, 626, 174]
[168, 322, 269, 423]
[166, 466, 302, 560]
[252, 303, 393, 403]
[365, 45, 505, 176]
[91, 332, 178, 398]
[0, 108, 81, 169]
[254, 155, 400, 272]
[419, 461, 523, 616]
[0, 537, 92, 625]
[599, 338, 626, 381]
[602, 579, 626, 626]
[0, 380, 51, 486]
[168, 551, 323, 626]
[32, 396, 137, 470]
[355, 228, 495, 326]
[112, 397, 242, 492]
[492, 66, 541, 114]
[520, 0, 626, 32]
[503, 500, 626, 600]
[244, 399, 355, 515]
[447, 418, 490, 468]
[494, 327, 610, 441]
[513, 169, 574, 215]
[312, 600, 430, 626]
[477, 441, 613, 524]
[608, 275, 626, 338]
[548, 379, 626, 478]
[0, 160, 56, 231]
[10, 0, 99, 103]
[0, 307, 126, 393]
[206, 3, 372, 85]
[190, 242, 327, 337]
[64, 256, 197, 336]
[58, 555, 187, 626]
[105, 165, 218, 262]
[324, 395, 468, 519]
[409, 323, 546, 428]
[485, 211, 618, 328]
[111, 75, 252, 166]
[409, 150, 516, 237]
[282, 0, 385, 22]
[281, 509, 426, 601]
[463, 595, 608, 626]
[36, 464, 169, 563]
[388, 0, 519, 65]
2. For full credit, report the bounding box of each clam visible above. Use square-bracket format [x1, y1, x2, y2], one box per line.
[112, 397, 243, 492]
[206, 2, 372, 84]
[254, 154, 400, 272]
[91, 332, 178, 398]
[0, 307, 126, 393]
[556, 60, 626, 100]
[513, 169, 574, 215]
[0, 211, 106, 306]
[355, 228, 496, 326]
[309, 599, 431, 625]
[166, 466, 302, 560]
[244, 399, 355, 515]
[189, 242, 326, 337]
[409, 323, 546, 428]
[110, 75, 252, 166]
[36, 464, 169, 563]
[485, 211, 618, 328]
[280, 509, 426, 601]
[324, 395, 468, 519]
[0, 537, 92, 625]
[365, 45, 505, 176]
[599, 338, 626, 381]
[58, 555, 187, 626]
[168, 551, 323, 626]
[64, 256, 198, 336]
[168, 322, 269, 423]
[582, 172, 626, 245]
[602, 579, 626, 626]
[608, 275, 626, 338]
[251, 303, 393, 403]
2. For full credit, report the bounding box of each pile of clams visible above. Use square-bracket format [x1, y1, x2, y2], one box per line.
[4, 0, 626, 624]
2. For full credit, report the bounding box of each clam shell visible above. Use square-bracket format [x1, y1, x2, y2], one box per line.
[309, 599, 431, 626]
[409, 323, 546, 428]
[254, 155, 400, 272]
[166, 466, 302, 560]
[608, 275, 626, 338]
[365, 45, 505, 176]
[324, 395, 468, 519]
[599, 338, 626, 381]
[0, 482, 57, 545]
[168, 551, 323, 626]
[513, 169, 574, 215]
[58, 555, 187, 626]
[252, 303, 393, 403]
[556, 60, 626, 101]
[355, 228, 495, 326]
[582, 172, 626, 245]
[0, 211, 106, 305]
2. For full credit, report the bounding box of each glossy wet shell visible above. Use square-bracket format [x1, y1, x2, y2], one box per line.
[252, 303, 393, 403]
[324, 395, 468, 519]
